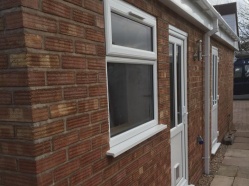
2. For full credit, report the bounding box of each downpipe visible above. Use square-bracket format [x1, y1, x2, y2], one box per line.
[204, 19, 219, 174]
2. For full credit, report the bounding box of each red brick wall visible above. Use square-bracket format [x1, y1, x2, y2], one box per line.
[0, 0, 47, 185]
[0, 0, 234, 185]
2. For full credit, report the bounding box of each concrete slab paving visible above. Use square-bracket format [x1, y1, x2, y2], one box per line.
[228, 143, 249, 150]
[225, 149, 249, 158]
[209, 101, 249, 186]
[223, 157, 249, 167]
[237, 167, 249, 179]
[210, 175, 234, 186]
[233, 177, 249, 186]
[235, 131, 249, 137]
[234, 137, 249, 143]
[217, 165, 238, 177]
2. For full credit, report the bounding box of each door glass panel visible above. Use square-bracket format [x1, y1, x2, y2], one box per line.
[111, 12, 153, 51]
[169, 43, 175, 128]
[177, 45, 182, 124]
[215, 56, 218, 104]
[107, 63, 154, 137]
[212, 55, 215, 105]
[212, 55, 218, 105]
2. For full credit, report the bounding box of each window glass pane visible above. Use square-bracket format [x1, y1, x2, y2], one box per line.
[234, 67, 242, 78]
[108, 63, 154, 137]
[111, 12, 153, 51]
[215, 57, 218, 103]
[245, 65, 249, 78]
[212, 55, 215, 105]
[177, 45, 182, 124]
[169, 43, 175, 128]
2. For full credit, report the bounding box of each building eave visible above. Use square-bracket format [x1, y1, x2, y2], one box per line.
[159, 0, 239, 50]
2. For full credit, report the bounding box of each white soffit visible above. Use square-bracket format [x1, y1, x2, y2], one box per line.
[159, 0, 239, 50]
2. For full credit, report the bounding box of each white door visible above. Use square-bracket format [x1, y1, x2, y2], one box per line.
[211, 47, 220, 154]
[169, 29, 188, 186]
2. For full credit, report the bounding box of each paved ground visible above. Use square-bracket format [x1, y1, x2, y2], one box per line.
[210, 100, 249, 186]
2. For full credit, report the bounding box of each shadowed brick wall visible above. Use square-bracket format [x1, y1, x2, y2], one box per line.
[0, 0, 234, 185]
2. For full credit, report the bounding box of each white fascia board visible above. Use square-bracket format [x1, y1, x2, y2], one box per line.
[195, 0, 239, 40]
[159, 0, 213, 31]
[159, 0, 239, 49]
[214, 28, 239, 50]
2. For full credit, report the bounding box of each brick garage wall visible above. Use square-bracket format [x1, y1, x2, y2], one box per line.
[0, 0, 234, 185]
[211, 39, 234, 142]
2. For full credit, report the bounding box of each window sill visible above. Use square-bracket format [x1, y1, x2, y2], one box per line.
[106, 124, 167, 157]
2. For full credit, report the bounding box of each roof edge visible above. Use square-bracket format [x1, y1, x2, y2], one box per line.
[159, 0, 239, 50]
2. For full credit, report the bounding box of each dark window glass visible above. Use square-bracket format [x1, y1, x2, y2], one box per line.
[215, 56, 218, 103]
[111, 12, 153, 51]
[177, 45, 182, 124]
[212, 55, 215, 105]
[108, 63, 154, 137]
[245, 65, 249, 78]
[169, 43, 175, 128]
[212, 55, 218, 105]
[234, 67, 242, 78]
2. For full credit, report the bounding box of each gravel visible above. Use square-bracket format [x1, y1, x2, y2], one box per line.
[197, 144, 228, 186]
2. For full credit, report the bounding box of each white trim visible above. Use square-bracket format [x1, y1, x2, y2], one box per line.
[169, 25, 188, 38]
[106, 56, 159, 148]
[211, 142, 221, 155]
[212, 46, 218, 55]
[104, 0, 157, 60]
[211, 46, 220, 155]
[107, 124, 167, 157]
[159, 0, 239, 50]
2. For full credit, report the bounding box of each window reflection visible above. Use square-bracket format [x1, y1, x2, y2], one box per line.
[111, 12, 153, 51]
[245, 65, 249, 78]
[169, 43, 175, 128]
[108, 63, 154, 137]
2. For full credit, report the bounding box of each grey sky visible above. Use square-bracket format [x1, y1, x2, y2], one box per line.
[208, 0, 234, 5]
[208, 0, 243, 5]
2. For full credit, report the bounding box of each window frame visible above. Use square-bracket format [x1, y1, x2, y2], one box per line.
[106, 57, 159, 148]
[104, 0, 157, 60]
[104, 0, 166, 156]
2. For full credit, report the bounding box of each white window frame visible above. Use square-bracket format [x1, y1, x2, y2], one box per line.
[106, 57, 158, 147]
[104, 0, 157, 60]
[105, 0, 166, 157]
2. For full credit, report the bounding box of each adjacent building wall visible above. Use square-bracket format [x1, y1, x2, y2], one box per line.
[0, 0, 234, 185]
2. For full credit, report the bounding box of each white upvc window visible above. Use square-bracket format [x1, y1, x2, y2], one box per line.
[104, 0, 157, 60]
[105, 0, 166, 157]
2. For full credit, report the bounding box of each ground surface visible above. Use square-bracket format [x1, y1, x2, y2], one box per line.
[197, 100, 249, 186]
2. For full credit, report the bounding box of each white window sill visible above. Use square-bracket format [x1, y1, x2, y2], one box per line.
[106, 124, 167, 158]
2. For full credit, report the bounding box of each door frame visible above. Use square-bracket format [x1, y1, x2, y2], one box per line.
[169, 25, 189, 186]
[211, 46, 220, 155]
